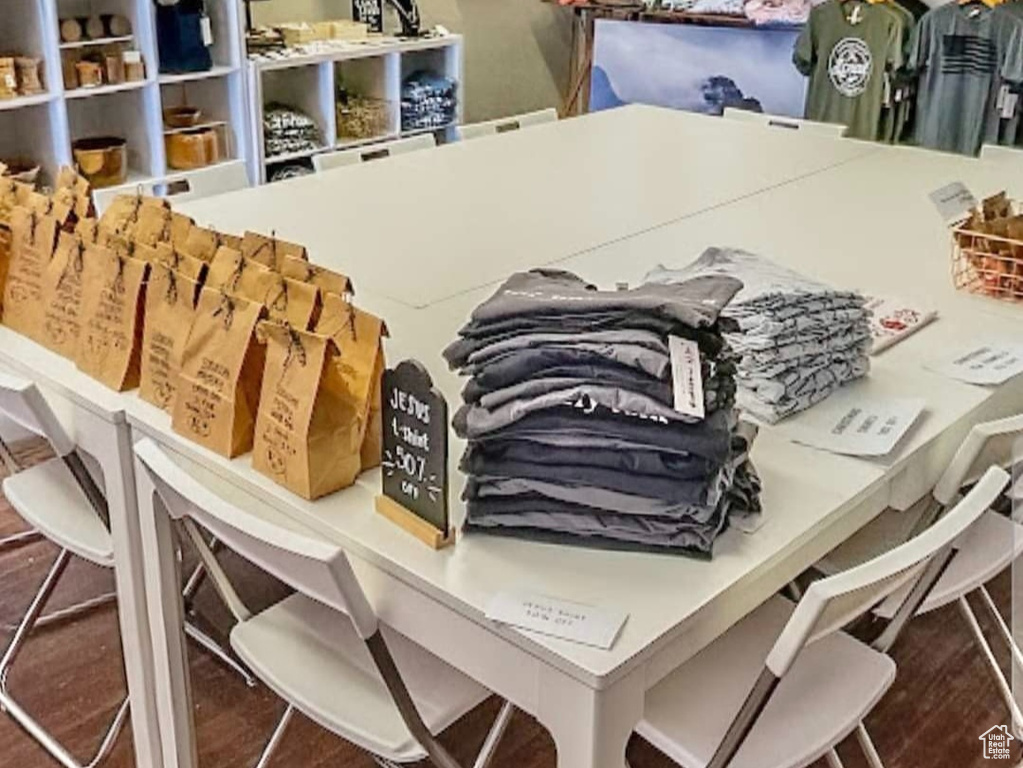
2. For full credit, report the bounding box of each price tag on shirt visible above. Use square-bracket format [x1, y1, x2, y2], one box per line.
[200, 15, 214, 47]
[486, 592, 628, 650]
[926, 342, 1023, 386]
[1004, 92, 1019, 120]
[778, 392, 925, 457]
[929, 181, 978, 223]
[669, 335, 705, 419]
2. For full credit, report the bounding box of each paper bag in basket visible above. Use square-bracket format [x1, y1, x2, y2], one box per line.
[314, 293, 388, 469]
[140, 264, 201, 412]
[38, 231, 89, 357]
[173, 290, 267, 458]
[75, 247, 148, 391]
[3, 208, 60, 338]
[252, 323, 363, 499]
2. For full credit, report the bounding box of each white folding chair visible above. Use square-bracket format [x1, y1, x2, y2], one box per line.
[868, 415, 1023, 736]
[0, 371, 128, 768]
[313, 135, 437, 173]
[0, 373, 254, 768]
[721, 108, 847, 139]
[134, 438, 515, 768]
[92, 162, 250, 214]
[635, 466, 1009, 768]
[454, 108, 558, 142]
[981, 144, 1023, 164]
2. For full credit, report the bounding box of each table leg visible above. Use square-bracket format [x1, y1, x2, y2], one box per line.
[75, 412, 165, 768]
[536, 664, 645, 768]
[135, 450, 199, 768]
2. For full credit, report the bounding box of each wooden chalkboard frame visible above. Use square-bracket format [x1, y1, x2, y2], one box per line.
[376, 359, 452, 549]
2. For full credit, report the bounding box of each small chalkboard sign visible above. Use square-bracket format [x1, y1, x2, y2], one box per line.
[376, 359, 452, 548]
[352, 0, 384, 33]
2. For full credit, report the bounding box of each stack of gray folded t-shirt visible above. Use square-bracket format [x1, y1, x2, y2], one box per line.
[645, 248, 871, 424]
[443, 268, 763, 559]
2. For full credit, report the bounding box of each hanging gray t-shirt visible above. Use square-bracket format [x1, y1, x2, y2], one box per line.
[910, 2, 1023, 155]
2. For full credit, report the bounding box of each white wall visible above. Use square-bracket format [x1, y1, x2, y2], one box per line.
[251, 0, 571, 122]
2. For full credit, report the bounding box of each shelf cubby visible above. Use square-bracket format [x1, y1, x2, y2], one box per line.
[67, 85, 160, 182]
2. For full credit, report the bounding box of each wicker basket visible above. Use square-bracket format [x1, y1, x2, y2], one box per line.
[951, 217, 1023, 302]
[337, 97, 395, 141]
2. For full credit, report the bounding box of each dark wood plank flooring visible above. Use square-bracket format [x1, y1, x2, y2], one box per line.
[0, 441, 1017, 768]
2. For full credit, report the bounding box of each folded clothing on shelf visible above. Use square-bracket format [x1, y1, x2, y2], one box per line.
[444, 268, 763, 558]
[263, 102, 323, 159]
[645, 247, 871, 424]
[401, 70, 457, 132]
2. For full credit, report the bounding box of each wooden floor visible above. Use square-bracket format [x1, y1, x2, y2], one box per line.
[0, 441, 1018, 768]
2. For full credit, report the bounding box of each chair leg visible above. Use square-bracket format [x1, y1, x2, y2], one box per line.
[0, 548, 129, 768]
[254, 705, 295, 768]
[471, 700, 515, 768]
[957, 593, 1023, 734]
[0, 529, 44, 553]
[0, 548, 72, 679]
[855, 724, 885, 768]
[825, 748, 845, 768]
[976, 585, 1023, 672]
[184, 620, 257, 687]
[784, 581, 803, 602]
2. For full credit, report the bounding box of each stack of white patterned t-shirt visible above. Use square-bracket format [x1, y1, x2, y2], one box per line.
[645, 248, 871, 424]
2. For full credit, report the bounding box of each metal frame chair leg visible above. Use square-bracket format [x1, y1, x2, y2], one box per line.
[0, 548, 129, 768]
[254, 705, 294, 768]
[471, 701, 515, 768]
[184, 620, 257, 687]
[855, 723, 886, 768]
[959, 590, 1023, 735]
[0, 529, 43, 552]
[825, 748, 845, 768]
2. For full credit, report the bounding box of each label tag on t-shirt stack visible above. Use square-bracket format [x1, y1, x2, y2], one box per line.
[998, 85, 1008, 110]
[929, 182, 978, 223]
[1004, 93, 1019, 120]
[669, 335, 705, 420]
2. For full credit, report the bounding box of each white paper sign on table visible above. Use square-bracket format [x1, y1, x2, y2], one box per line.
[779, 390, 925, 457]
[929, 181, 977, 223]
[485, 592, 628, 650]
[926, 343, 1023, 386]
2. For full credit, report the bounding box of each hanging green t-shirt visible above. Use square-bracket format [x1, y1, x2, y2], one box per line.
[794, 0, 905, 140]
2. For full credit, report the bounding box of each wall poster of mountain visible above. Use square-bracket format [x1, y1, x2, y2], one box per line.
[590, 20, 807, 118]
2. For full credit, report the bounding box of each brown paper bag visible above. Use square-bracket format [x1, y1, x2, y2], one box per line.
[314, 293, 388, 469]
[173, 289, 267, 457]
[55, 167, 93, 221]
[241, 231, 307, 270]
[133, 204, 173, 247]
[361, 347, 385, 469]
[259, 274, 320, 330]
[75, 248, 148, 391]
[206, 246, 273, 296]
[132, 242, 206, 284]
[38, 231, 89, 357]
[252, 323, 362, 499]
[168, 212, 195, 249]
[3, 208, 60, 338]
[279, 254, 353, 296]
[99, 194, 168, 241]
[140, 264, 200, 411]
[181, 227, 242, 263]
[75, 217, 101, 246]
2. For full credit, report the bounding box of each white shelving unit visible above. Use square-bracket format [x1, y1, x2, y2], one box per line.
[249, 34, 464, 184]
[1, 0, 466, 194]
[0, 0, 249, 193]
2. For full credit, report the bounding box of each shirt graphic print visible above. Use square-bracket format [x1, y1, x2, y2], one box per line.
[829, 37, 873, 96]
[941, 34, 998, 75]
